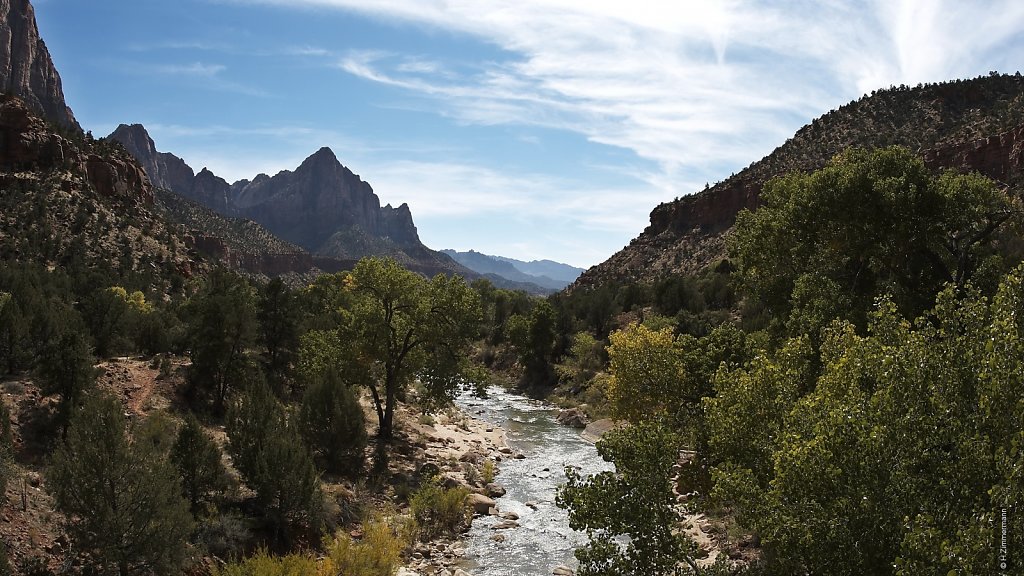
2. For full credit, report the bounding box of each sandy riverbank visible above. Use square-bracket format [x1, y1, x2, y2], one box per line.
[388, 398, 517, 576]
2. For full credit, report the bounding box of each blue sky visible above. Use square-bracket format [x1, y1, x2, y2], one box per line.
[34, 0, 1024, 268]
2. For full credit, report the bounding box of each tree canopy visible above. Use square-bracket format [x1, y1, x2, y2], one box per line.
[306, 258, 482, 442]
[730, 146, 1019, 335]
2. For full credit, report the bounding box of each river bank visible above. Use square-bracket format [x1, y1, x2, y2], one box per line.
[389, 391, 515, 576]
[384, 386, 611, 576]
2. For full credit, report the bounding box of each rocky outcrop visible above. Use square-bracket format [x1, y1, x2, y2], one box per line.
[0, 0, 77, 129]
[0, 97, 152, 203]
[108, 123, 194, 194]
[922, 123, 1024, 186]
[572, 75, 1024, 290]
[189, 234, 317, 276]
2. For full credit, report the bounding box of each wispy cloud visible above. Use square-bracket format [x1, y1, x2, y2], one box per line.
[155, 62, 226, 77]
[234, 0, 1024, 179]
[120, 59, 272, 97]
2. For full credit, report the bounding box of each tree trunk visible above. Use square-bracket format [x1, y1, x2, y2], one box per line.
[381, 392, 395, 442]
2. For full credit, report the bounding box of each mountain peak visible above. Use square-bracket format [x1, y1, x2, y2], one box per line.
[299, 146, 339, 168]
[109, 124, 156, 156]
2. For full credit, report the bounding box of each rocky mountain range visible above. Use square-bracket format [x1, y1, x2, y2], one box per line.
[572, 74, 1024, 290]
[109, 124, 468, 278]
[441, 249, 584, 292]
[0, 0, 76, 129]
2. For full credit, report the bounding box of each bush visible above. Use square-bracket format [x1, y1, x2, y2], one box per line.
[195, 512, 255, 561]
[0, 400, 12, 500]
[323, 513, 412, 576]
[213, 548, 318, 576]
[481, 459, 496, 484]
[409, 481, 470, 539]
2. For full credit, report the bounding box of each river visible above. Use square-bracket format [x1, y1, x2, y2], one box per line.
[454, 387, 611, 576]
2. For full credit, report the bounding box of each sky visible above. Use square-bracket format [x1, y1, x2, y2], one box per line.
[33, 0, 1024, 268]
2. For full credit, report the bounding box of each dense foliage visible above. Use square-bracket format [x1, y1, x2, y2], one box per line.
[557, 147, 1024, 575]
[47, 394, 193, 576]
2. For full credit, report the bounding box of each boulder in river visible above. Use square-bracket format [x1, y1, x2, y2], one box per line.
[556, 408, 589, 428]
[466, 493, 496, 515]
[552, 565, 575, 576]
[486, 482, 507, 498]
[492, 519, 519, 530]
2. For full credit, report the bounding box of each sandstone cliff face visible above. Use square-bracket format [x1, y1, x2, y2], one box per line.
[922, 124, 1024, 186]
[572, 75, 1024, 290]
[0, 0, 76, 129]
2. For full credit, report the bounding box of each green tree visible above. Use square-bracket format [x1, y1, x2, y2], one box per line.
[227, 380, 322, 544]
[605, 323, 686, 423]
[258, 278, 300, 388]
[344, 258, 481, 442]
[170, 413, 229, 512]
[730, 146, 1018, 335]
[47, 393, 193, 576]
[521, 299, 558, 387]
[299, 369, 367, 474]
[702, 336, 810, 485]
[556, 331, 603, 389]
[37, 323, 97, 433]
[83, 286, 131, 358]
[557, 420, 699, 576]
[186, 269, 258, 414]
[711, 268, 1024, 575]
[0, 295, 28, 374]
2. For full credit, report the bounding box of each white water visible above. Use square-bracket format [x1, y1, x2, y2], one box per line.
[455, 387, 611, 576]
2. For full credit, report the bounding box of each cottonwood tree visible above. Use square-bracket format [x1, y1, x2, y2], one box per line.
[47, 394, 192, 576]
[711, 268, 1024, 575]
[557, 420, 701, 576]
[340, 257, 481, 442]
[730, 146, 1019, 335]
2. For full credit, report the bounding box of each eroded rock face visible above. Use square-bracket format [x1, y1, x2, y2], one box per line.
[0, 0, 77, 129]
[0, 97, 152, 203]
[922, 124, 1024, 185]
[108, 123, 195, 195]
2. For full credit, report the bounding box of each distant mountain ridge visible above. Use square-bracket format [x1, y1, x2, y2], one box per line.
[442, 249, 584, 292]
[109, 124, 468, 278]
[491, 255, 584, 284]
[573, 73, 1024, 290]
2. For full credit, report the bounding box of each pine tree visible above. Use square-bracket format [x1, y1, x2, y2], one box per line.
[47, 394, 193, 576]
[299, 369, 367, 474]
[227, 381, 321, 544]
[170, 413, 229, 511]
[36, 324, 96, 433]
[185, 269, 258, 414]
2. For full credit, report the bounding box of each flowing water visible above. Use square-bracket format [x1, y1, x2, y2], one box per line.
[455, 387, 611, 576]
